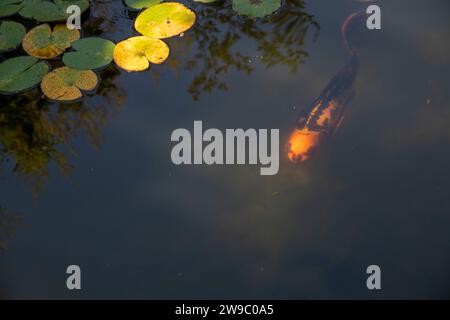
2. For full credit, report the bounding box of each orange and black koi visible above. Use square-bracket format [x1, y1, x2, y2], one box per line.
[288, 12, 367, 163]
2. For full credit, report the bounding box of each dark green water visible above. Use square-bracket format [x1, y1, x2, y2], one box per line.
[1, 0, 450, 299]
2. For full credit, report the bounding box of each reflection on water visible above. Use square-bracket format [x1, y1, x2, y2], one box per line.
[0, 205, 23, 251]
[0, 65, 124, 245]
[181, 0, 319, 100]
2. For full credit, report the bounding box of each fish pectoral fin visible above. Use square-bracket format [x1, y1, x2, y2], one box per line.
[334, 115, 345, 134]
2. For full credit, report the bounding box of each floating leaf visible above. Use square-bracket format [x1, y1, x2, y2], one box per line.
[63, 38, 116, 70]
[0, 20, 26, 52]
[232, 0, 280, 18]
[22, 23, 80, 59]
[113, 36, 169, 72]
[0, 0, 24, 18]
[124, 0, 162, 10]
[19, 0, 90, 22]
[41, 67, 98, 101]
[0, 56, 49, 94]
[135, 2, 196, 39]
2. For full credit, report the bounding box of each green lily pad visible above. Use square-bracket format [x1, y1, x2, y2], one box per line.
[0, 56, 49, 94]
[135, 2, 196, 39]
[232, 0, 280, 18]
[113, 36, 169, 72]
[41, 66, 98, 101]
[124, 0, 162, 10]
[19, 0, 90, 22]
[0, 20, 26, 52]
[62, 38, 116, 70]
[0, 0, 24, 18]
[22, 23, 80, 59]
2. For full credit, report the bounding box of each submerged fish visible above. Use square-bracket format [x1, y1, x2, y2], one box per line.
[288, 12, 367, 163]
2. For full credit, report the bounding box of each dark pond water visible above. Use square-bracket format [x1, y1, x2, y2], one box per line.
[1, 0, 450, 299]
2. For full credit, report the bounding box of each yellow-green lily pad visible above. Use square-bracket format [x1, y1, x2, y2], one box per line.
[124, 0, 162, 10]
[135, 2, 196, 39]
[0, 0, 24, 18]
[41, 66, 98, 101]
[232, 0, 280, 18]
[113, 36, 169, 72]
[19, 0, 90, 22]
[63, 37, 116, 70]
[0, 20, 26, 53]
[22, 23, 80, 59]
[0, 56, 49, 94]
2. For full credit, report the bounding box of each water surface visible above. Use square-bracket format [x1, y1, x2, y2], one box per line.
[1, 0, 450, 299]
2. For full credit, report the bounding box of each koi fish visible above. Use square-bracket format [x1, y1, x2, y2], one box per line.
[288, 11, 367, 163]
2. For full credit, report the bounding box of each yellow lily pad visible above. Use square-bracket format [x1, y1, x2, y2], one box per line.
[22, 23, 80, 59]
[113, 36, 169, 72]
[41, 67, 98, 101]
[135, 2, 196, 39]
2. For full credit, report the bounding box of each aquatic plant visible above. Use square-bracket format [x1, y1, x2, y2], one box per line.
[232, 0, 281, 18]
[62, 37, 116, 70]
[0, 20, 25, 52]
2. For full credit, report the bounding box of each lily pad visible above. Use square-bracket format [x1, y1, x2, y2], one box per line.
[135, 2, 196, 39]
[19, 0, 90, 22]
[113, 36, 169, 72]
[232, 0, 280, 18]
[0, 0, 24, 18]
[0, 56, 49, 94]
[124, 0, 162, 10]
[41, 66, 98, 101]
[22, 23, 80, 59]
[0, 21, 26, 52]
[63, 38, 116, 70]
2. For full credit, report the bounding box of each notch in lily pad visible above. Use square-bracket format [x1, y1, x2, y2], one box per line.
[124, 0, 162, 10]
[135, 2, 196, 39]
[22, 23, 80, 59]
[41, 67, 98, 102]
[19, 0, 90, 22]
[232, 0, 281, 18]
[0, 56, 49, 94]
[63, 38, 116, 70]
[113, 36, 169, 72]
[0, 20, 26, 53]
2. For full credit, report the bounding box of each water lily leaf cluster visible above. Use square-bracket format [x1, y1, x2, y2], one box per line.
[0, 20, 25, 52]
[0, 0, 198, 100]
[115, 2, 196, 72]
[0, 0, 90, 22]
[232, 0, 281, 18]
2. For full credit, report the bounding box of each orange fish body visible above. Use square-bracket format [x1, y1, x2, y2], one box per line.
[288, 11, 366, 163]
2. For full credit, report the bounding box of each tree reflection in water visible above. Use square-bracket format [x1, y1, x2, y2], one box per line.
[183, 0, 319, 100]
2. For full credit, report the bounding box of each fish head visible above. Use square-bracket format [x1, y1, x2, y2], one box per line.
[287, 127, 322, 163]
